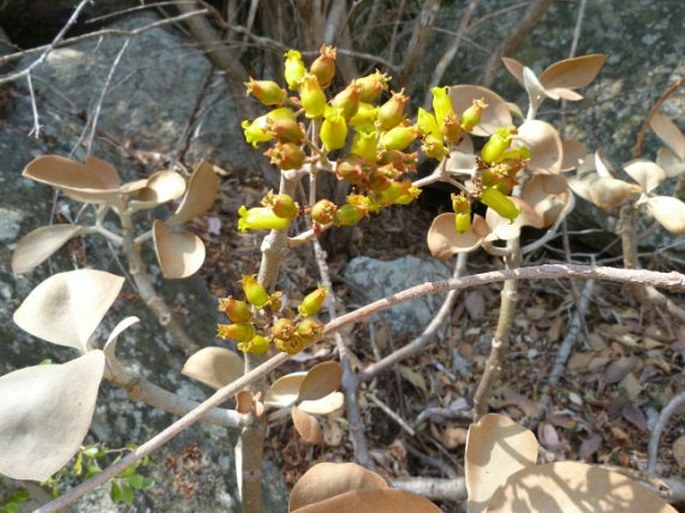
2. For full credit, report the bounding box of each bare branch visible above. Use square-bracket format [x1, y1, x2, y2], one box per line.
[396, 0, 441, 88]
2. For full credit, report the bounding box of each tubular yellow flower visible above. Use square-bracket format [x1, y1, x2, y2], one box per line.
[284, 49, 306, 90]
[238, 205, 290, 233]
[310, 44, 337, 88]
[298, 286, 328, 316]
[481, 127, 516, 164]
[274, 337, 305, 355]
[379, 181, 421, 206]
[240, 275, 271, 308]
[244, 77, 286, 106]
[351, 129, 379, 162]
[431, 86, 455, 128]
[417, 107, 441, 138]
[377, 89, 409, 131]
[242, 117, 273, 148]
[320, 106, 348, 151]
[299, 73, 327, 118]
[349, 102, 379, 130]
[379, 125, 419, 151]
[217, 322, 256, 343]
[480, 187, 520, 222]
[455, 212, 471, 234]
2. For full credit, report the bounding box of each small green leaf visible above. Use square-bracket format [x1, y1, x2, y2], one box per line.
[128, 474, 154, 490]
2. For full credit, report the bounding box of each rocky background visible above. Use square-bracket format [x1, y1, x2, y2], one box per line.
[0, 1, 682, 512]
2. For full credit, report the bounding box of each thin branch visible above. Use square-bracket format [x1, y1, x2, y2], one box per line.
[390, 475, 685, 504]
[324, 265, 685, 337]
[359, 253, 467, 381]
[0, 0, 91, 86]
[648, 389, 685, 475]
[396, 0, 441, 88]
[81, 38, 131, 156]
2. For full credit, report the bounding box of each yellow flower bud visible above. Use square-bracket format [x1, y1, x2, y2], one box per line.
[284, 49, 306, 90]
[379, 181, 421, 206]
[349, 102, 379, 129]
[217, 322, 256, 343]
[422, 135, 447, 160]
[441, 113, 463, 144]
[237, 335, 270, 355]
[356, 70, 391, 102]
[367, 167, 392, 192]
[336, 158, 366, 184]
[244, 77, 286, 106]
[299, 73, 327, 118]
[298, 287, 328, 316]
[310, 44, 336, 88]
[270, 118, 305, 144]
[311, 199, 337, 225]
[240, 275, 270, 308]
[377, 89, 409, 131]
[238, 205, 290, 233]
[331, 82, 362, 119]
[480, 187, 520, 222]
[262, 192, 299, 219]
[272, 317, 296, 340]
[379, 125, 419, 151]
[265, 142, 305, 170]
[335, 203, 366, 226]
[218, 296, 253, 323]
[320, 106, 348, 151]
[460, 98, 487, 132]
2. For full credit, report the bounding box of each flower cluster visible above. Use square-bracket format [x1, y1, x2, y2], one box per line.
[217, 276, 327, 355]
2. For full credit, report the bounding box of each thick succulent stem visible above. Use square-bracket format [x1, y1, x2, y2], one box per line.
[238, 171, 299, 513]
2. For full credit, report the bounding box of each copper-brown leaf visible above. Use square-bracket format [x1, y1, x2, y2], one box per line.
[485, 461, 677, 513]
[11, 224, 84, 274]
[169, 160, 220, 225]
[292, 406, 323, 445]
[152, 220, 206, 278]
[465, 413, 538, 513]
[297, 361, 342, 402]
[289, 462, 388, 512]
[181, 346, 244, 390]
[650, 112, 685, 160]
[539, 54, 607, 91]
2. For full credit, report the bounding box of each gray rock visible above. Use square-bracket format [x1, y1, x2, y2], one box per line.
[343, 256, 453, 338]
